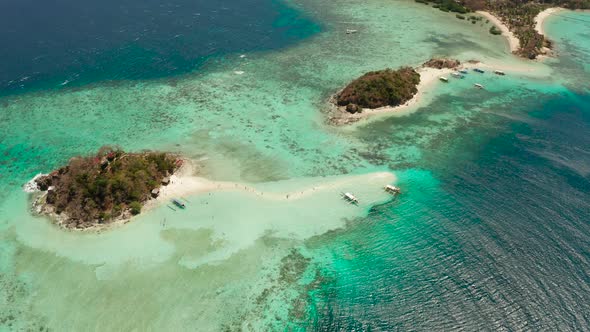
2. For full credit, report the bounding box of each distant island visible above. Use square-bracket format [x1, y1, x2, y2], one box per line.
[328, 59, 466, 124]
[416, 0, 590, 59]
[32, 147, 182, 229]
[336, 67, 421, 112]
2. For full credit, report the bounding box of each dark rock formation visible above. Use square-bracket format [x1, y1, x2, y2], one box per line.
[345, 103, 361, 114]
[422, 58, 461, 69]
[36, 176, 53, 191]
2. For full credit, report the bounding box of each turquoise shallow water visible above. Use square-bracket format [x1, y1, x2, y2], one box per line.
[1, 1, 589, 330]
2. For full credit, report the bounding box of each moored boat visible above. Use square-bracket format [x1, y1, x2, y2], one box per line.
[439, 76, 449, 82]
[172, 198, 186, 209]
[473, 68, 485, 73]
[346, 29, 358, 34]
[342, 192, 359, 204]
[474, 83, 484, 89]
[451, 72, 464, 79]
[459, 69, 468, 74]
[494, 70, 505, 76]
[384, 184, 401, 194]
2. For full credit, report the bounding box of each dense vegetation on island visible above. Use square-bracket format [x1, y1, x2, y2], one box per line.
[336, 67, 420, 111]
[34, 147, 181, 228]
[422, 58, 461, 69]
[416, 0, 590, 59]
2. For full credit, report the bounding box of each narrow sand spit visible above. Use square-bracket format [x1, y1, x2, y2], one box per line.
[151, 160, 396, 205]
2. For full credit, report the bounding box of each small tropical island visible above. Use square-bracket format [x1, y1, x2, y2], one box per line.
[32, 147, 183, 230]
[336, 67, 421, 112]
[329, 58, 465, 124]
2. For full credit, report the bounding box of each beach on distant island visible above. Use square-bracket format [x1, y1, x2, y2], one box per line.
[476, 11, 521, 53]
[535, 7, 565, 36]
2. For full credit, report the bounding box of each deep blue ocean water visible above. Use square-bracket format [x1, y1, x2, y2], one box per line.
[0, 0, 320, 96]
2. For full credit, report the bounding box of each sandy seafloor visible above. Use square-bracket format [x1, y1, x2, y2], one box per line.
[1, 0, 590, 330]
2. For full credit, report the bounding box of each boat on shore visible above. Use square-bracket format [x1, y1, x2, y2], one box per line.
[342, 192, 359, 204]
[439, 76, 449, 82]
[473, 68, 485, 73]
[171, 198, 186, 209]
[474, 83, 484, 89]
[459, 69, 468, 74]
[451, 72, 464, 79]
[494, 70, 505, 76]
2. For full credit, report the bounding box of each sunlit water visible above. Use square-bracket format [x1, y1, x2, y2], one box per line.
[0, 0, 589, 330]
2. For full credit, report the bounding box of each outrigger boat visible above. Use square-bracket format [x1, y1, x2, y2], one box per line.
[494, 70, 506, 76]
[439, 76, 449, 82]
[341, 192, 359, 205]
[384, 184, 401, 195]
[171, 198, 186, 209]
[474, 83, 484, 89]
[473, 68, 485, 73]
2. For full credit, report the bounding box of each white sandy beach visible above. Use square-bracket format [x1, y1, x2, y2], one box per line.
[477, 11, 520, 53]
[535, 7, 565, 36]
[534, 7, 566, 59]
[151, 159, 396, 206]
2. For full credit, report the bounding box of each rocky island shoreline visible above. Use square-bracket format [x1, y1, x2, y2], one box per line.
[29, 147, 183, 230]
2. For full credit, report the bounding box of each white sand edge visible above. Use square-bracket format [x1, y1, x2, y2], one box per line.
[149, 160, 396, 206]
[477, 11, 520, 53]
[535, 7, 565, 36]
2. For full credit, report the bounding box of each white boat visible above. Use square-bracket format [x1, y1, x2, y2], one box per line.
[171, 198, 186, 209]
[342, 192, 359, 204]
[384, 184, 401, 194]
[474, 83, 484, 89]
[439, 76, 449, 82]
[346, 29, 358, 34]
[494, 70, 505, 76]
[234, 70, 245, 75]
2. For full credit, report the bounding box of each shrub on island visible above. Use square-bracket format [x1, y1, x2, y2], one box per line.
[337, 67, 420, 110]
[489, 26, 502, 35]
[34, 146, 182, 229]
